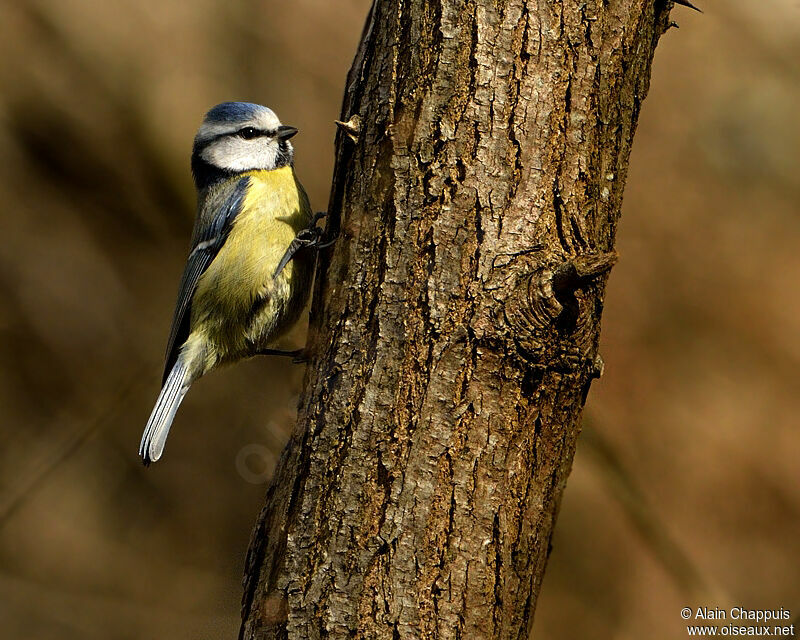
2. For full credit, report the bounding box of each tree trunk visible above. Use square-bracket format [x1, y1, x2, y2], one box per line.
[241, 1, 674, 638]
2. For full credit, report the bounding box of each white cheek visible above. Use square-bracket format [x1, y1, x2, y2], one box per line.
[202, 139, 279, 172]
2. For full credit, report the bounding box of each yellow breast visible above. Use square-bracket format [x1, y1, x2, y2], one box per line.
[194, 166, 310, 313]
[184, 166, 313, 370]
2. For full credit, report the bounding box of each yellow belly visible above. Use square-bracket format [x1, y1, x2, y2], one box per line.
[183, 166, 313, 373]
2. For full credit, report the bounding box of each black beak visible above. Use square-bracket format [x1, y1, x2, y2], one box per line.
[276, 125, 298, 140]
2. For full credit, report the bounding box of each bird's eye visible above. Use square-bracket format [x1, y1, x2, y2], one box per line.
[238, 127, 260, 139]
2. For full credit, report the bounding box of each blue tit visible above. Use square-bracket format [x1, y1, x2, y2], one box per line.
[140, 101, 317, 465]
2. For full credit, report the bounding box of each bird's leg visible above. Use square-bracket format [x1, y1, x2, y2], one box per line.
[273, 211, 335, 278]
[672, 0, 702, 11]
[256, 347, 308, 364]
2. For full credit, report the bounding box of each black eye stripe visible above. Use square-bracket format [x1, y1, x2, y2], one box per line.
[193, 128, 279, 155]
[237, 126, 262, 139]
[233, 127, 279, 140]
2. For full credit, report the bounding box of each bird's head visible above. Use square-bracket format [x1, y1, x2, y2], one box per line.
[192, 102, 297, 185]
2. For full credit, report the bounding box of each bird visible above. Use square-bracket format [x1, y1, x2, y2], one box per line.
[139, 101, 323, 465]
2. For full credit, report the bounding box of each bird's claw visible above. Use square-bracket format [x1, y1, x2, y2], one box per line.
[274, 212, 335, 278]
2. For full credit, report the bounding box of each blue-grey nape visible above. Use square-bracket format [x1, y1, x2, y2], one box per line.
[204, 101, 272, 123]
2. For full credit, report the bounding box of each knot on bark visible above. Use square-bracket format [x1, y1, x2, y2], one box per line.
[503, 251, 618, 368]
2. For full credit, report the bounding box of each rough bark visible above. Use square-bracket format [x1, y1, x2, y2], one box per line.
[241, 1, 674, 638]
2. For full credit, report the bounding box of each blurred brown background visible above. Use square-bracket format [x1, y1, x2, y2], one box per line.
[0, 1, 797, 638]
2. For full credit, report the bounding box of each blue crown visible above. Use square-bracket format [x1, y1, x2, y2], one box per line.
[204, 102, 268, 124]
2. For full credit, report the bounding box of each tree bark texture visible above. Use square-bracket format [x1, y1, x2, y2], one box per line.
[241, 1, 673, 638]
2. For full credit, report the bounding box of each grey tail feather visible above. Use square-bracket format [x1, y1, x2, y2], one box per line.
[140, 359, 191, 465]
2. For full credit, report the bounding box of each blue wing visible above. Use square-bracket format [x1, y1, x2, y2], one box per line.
[161, 176, 251, 383]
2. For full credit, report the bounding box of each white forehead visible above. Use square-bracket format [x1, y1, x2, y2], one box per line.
[195, 102, 283, 142]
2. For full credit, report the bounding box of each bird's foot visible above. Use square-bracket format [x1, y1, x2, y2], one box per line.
[274, 212, 335, 278]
